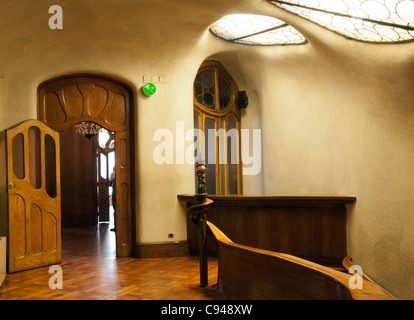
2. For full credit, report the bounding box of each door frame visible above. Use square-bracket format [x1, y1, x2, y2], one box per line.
[37, 74, 135, 258]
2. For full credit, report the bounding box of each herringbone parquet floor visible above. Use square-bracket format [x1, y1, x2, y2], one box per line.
[0, 223, 222, 300]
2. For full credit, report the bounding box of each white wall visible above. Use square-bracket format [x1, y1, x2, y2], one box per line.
[0, 0, 413, 299]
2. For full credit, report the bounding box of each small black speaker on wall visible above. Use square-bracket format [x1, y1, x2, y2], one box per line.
[238, 91, 248, 108]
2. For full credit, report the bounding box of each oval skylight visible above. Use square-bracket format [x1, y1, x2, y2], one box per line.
[209, 14, 307, 45]
[268, 0, 414, 43]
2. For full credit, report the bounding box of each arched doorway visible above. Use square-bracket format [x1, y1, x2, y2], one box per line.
[38, 74, 134, 258]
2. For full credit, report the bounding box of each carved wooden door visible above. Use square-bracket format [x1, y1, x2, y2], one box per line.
[6, 120, 61, 273]
[97, 150, 110, 222]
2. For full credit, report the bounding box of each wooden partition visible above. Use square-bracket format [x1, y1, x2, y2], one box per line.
[178, 194, 356, 266]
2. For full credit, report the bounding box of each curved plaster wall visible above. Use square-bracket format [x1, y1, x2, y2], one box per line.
[0, 0, 413, 299]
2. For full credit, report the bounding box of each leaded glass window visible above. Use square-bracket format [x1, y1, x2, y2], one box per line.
[268, 0, 414, 43]
[209, 14, 307, 45]
[194, 69, 216, 110]
[193, 61, 242, 195]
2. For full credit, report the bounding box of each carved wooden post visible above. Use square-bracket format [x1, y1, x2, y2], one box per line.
[195, 163, 208, 286]
[196, 205, 208, 286]
[187, 163, 209, 286]
[186, 163, 213, 286]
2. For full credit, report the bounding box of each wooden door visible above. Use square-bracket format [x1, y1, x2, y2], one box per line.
[96, 129, 115, 223]
[6, 120, 61, 273]
[97, 149, 110, 222]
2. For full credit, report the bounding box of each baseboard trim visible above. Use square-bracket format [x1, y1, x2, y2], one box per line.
[133, 241, 189, 259]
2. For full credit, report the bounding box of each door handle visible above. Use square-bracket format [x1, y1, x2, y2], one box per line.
[8, 182, 15, 194]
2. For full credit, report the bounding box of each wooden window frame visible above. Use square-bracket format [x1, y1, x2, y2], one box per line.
[193, 60, 243, 195]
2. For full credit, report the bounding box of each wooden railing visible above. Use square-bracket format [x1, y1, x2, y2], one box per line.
[207, 220, 394, 300]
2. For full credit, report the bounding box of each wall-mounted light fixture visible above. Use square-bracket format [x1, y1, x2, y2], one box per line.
[143, 82, 157, 96]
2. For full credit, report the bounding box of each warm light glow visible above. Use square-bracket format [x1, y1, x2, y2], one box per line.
[269, 0, 414, 42]
[209, 14, 307, 45]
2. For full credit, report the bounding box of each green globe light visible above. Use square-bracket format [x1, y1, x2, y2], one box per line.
[143, 82, 156, 96]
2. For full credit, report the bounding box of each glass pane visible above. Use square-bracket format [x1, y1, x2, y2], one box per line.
[269, 0, 414, 43]
[218, 72, 231, 110]
[28, 126, 41, 189]
[44, 134, 57, 198]
[204, 117, 216, 194]
[212, 14, 284, 39]
[12, 133, 25, 180]
[220, 119, 226, 195]
[194, 110, 200, 160]
[108, 152, 116, 177]
[194, 69, 216, 110]
[210, 14, 306, 45]
[98, 128, 110, 149]
[100, 153, 107, 179]
[241, 25, 307, 45]
[227, 115, 238, 194]
[194, 110, 200, 193]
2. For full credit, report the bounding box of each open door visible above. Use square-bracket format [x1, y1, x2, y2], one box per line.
[6, 120, 61, 273]
[97, 150, 110, 222]
[96, 128, 115, 223]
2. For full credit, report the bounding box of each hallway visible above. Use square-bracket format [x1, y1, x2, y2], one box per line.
[0, 223, 221, 300]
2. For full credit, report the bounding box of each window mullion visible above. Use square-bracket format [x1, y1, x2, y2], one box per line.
[224, 118, 229, 195]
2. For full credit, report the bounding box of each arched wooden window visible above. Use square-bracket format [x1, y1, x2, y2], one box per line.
[193, 60, 242, 195]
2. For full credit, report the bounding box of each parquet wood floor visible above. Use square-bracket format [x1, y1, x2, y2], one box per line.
[0, 223, 222, 300]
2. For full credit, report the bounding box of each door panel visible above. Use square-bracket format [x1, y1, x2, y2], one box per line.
[98, 180, 110, 222]
[7, 120, 61, 273]
[115, 130, 132, 257]
[98, 150, 110, 222]
[97, 129, 115, 223]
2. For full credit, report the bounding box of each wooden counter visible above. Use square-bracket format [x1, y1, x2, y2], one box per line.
[178, 194, 356, 265]
[178, 194, 356, 206]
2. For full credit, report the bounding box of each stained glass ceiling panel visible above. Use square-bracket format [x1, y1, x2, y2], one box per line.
[268, 0, 414, 43]
[209, 14, 307, 45]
